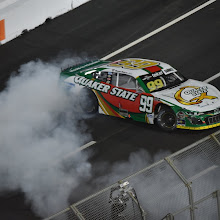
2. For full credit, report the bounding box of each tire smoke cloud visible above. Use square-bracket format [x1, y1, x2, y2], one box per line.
[0, 56, 93, 217]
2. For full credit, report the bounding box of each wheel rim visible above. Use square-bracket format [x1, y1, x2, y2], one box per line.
[161, 112, 176, 128]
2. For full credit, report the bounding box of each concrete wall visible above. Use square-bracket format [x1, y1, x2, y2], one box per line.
[0, 0, 90, 44]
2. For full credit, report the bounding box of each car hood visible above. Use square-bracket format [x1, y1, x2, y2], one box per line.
[152, 79, 220, 112]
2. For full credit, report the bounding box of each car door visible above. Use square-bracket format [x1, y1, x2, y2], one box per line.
[94, 71, 154, 122]
[116, 73, 142, 117]
[101, 71, 144, 118]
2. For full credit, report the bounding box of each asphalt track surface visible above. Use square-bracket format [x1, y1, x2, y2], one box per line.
[0, 0, 220, 219]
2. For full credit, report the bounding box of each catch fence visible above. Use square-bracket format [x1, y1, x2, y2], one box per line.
[45, 129, 220, 220]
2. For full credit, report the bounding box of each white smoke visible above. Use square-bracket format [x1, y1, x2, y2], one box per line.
[89, 149, 171, 190]
[3, 56, 218, 220]
[0, 57, 93, 217]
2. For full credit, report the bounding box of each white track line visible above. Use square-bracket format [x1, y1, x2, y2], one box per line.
[60, 141, 96, 162]
[76, 140, 96, 152]
[101, 0, 216, 61]
[204, 72, 220, 83]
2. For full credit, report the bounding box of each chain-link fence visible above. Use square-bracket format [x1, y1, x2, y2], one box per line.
[45, 129, 220, 220]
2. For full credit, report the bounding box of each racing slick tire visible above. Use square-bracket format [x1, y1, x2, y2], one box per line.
[156, 106, 177, 132]
[79, 89, 98, 114]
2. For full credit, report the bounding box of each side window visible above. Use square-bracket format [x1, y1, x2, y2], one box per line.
[111, 72, 118, 86]
[118, 74, 136, 90]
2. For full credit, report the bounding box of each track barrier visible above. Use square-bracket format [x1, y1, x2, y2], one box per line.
[45, 129, 220, 220]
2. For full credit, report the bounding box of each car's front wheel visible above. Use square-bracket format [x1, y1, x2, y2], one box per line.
[79, 89, 98, 114]
[156, 106, 177, 131]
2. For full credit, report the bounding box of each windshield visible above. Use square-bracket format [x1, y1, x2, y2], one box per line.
[140, 72, 186, 93]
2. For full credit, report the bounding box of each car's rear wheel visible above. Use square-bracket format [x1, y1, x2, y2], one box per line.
[79, 89, 98, 114]
[156, 106, 177, 131]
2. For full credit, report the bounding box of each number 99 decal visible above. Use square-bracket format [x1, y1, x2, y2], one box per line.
[139, 95, 154, 113]
[147, 79, 164, 92]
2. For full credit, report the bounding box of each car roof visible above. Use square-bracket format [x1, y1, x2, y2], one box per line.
[99, 58, 177, 78]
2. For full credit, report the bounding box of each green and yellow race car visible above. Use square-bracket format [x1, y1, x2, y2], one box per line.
[61, 58, 220, 131]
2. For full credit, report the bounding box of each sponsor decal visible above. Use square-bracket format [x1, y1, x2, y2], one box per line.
[177, 111, 185, 120]
[146, 79, 164, 92]
[152, 71, 163, 78]
[146, 113, 154, 124]
[109, 87, 138, 101]
[177, 120, 186, 126]
[71, 76, 111, 93]
[68, 76, 139, 102]
[175, 86, 217, 105]
[176, 111, 186, 126]
[139, 95, 154, 113]
[162, 68, 176, 75]
[106, 72, 112, 84]
[109, 59, 158, 70]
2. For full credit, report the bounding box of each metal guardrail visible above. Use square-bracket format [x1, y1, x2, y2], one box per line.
[45, 129, 220, 220]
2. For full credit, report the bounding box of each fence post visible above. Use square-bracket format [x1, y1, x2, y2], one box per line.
[70, 204, 85, 220]
[117, 180, 147, 220]
[127, 191, 147, 220]
[215, 190, 220, 220]
[165, 157, 195, 220]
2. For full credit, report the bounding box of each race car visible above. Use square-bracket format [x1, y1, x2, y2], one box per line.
[60, 58, 220, 131]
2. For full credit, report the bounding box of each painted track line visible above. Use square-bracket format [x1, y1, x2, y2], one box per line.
[204, 72, 220, 83]
[101, 0, 216, 61]
[75, 140, 97, 152]
[58, 141, 96, 163]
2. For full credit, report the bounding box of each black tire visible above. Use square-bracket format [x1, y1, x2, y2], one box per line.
[156, 106, 177, 131]
[79, 89, 98, 114]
